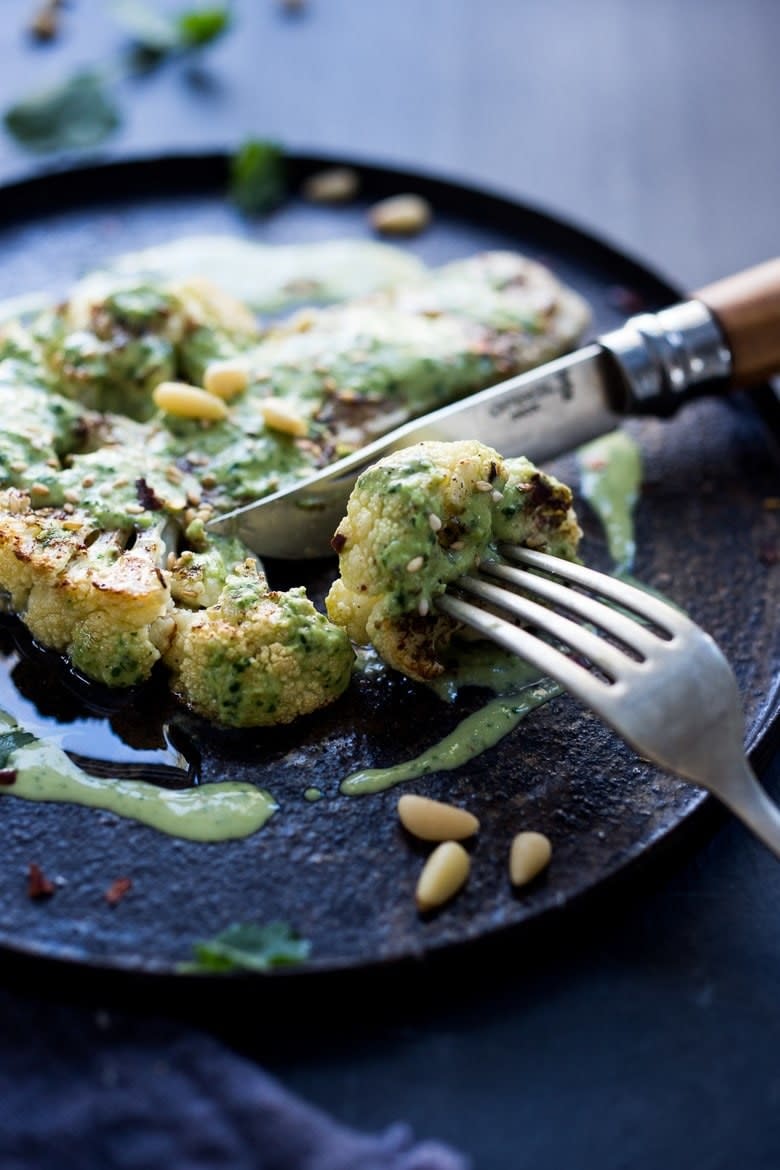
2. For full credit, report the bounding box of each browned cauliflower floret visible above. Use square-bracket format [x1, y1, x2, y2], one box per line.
[164, 561, 354, 727]
[0, 495, 174, 687]
[326, 440, 581, 681]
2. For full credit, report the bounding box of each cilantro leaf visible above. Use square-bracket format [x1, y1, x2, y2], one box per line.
[181, 921, 310, 973]
[4, 71, 120, 153]
[112, 1, 230, 54]
[177, 7, 231, 47]
[111, 0, 180, 52]
[0, 729, 35, 770]
[229, 139, 286, 215]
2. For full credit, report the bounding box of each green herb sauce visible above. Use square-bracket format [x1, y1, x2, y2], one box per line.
[577, 430, 642, 574]
[0, 715, 276, 841]
[341, 679, 561, 796]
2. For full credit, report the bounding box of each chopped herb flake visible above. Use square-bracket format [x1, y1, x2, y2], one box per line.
[181, 921, 310, 973]
[0, 729, 35, 771]
[113, 1, 230, 53]
[229, 139, 286, 215]
[177, 6, 231, 46]
[4, 71, 120, 154]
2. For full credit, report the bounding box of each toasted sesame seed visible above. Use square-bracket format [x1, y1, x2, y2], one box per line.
[450, 540, 464, 551]
[165, 465, 184, 484]
[63, 489, 79, 504]
[201, 473, 217, 489]
[491, 489, 503, 503]
[82, 476, 95, 488]
[475, 480, 493, 492]
[406, 555, 424, 572]
[418, 598, 430, 617]
[186, 490, 202, 507]
[428, 513, 442, 532]
[30, 482, 49, 497]
[113, 477, 129, 490]
[125, 503, 143, 515]
[9, 461, 27, 474]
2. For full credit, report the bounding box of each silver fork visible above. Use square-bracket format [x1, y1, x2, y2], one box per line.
[437, 546, 780, 858]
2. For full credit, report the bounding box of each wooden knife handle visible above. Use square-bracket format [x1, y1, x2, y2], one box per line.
[695, 258, 780, 384]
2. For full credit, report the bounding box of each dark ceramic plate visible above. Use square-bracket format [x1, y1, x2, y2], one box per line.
[0, 154, 777, 976]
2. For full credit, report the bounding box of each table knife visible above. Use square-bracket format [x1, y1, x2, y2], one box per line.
[207, 259, 780, 558]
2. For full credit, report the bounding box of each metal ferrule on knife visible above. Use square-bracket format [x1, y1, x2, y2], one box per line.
[599, 300, 732, 416]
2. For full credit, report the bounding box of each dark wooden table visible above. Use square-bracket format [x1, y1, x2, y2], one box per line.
[0, 3, 778, 1167]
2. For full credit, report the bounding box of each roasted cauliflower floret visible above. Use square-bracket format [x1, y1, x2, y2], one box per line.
[164, 561, 354, 728]
[0, 250, 592, 727]
[0, 498, 175, 687]
[29, 276, 259, 421]
[326, 440, 581, 681]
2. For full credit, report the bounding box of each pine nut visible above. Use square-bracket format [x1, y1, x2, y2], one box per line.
[369, 194, 432, 236]
[416, 841, 470, 911]
[257, 398, 308, 437]
[398, 794, 479, 842]
[302, 166, 359, 203]
[509, 831, 552, 887]
[203, 360, 249, 400]
[153, 381, 228, 422]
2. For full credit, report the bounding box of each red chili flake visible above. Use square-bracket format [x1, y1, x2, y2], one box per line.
[0, 769, 16, 786]
[607, 285, 647, 314]
[104, 876, 132, 907]
[330, 532, 347, 554]
[28, 863, 55, 900]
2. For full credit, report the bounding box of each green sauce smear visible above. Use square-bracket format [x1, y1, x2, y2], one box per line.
[577, 430, 642, 574]
[341, 678, 561, 796]
[0, 713, 276, 841]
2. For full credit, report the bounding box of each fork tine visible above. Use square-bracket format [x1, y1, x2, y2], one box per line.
[443, 548, 780, 863]
[452, 574, 646, 681]
[437, 591, 613, 706]
[500, 546, 692, 637]
[478, 560, 664, 660]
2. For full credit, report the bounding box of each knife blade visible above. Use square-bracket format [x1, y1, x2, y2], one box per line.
[207, 260, 780, 559]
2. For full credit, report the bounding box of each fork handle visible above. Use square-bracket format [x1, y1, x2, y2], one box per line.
[696, 258, 780, 384]
[713, 753, 780, 861]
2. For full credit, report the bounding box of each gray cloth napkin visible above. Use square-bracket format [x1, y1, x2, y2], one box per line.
[0, 991, 468, 1170]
